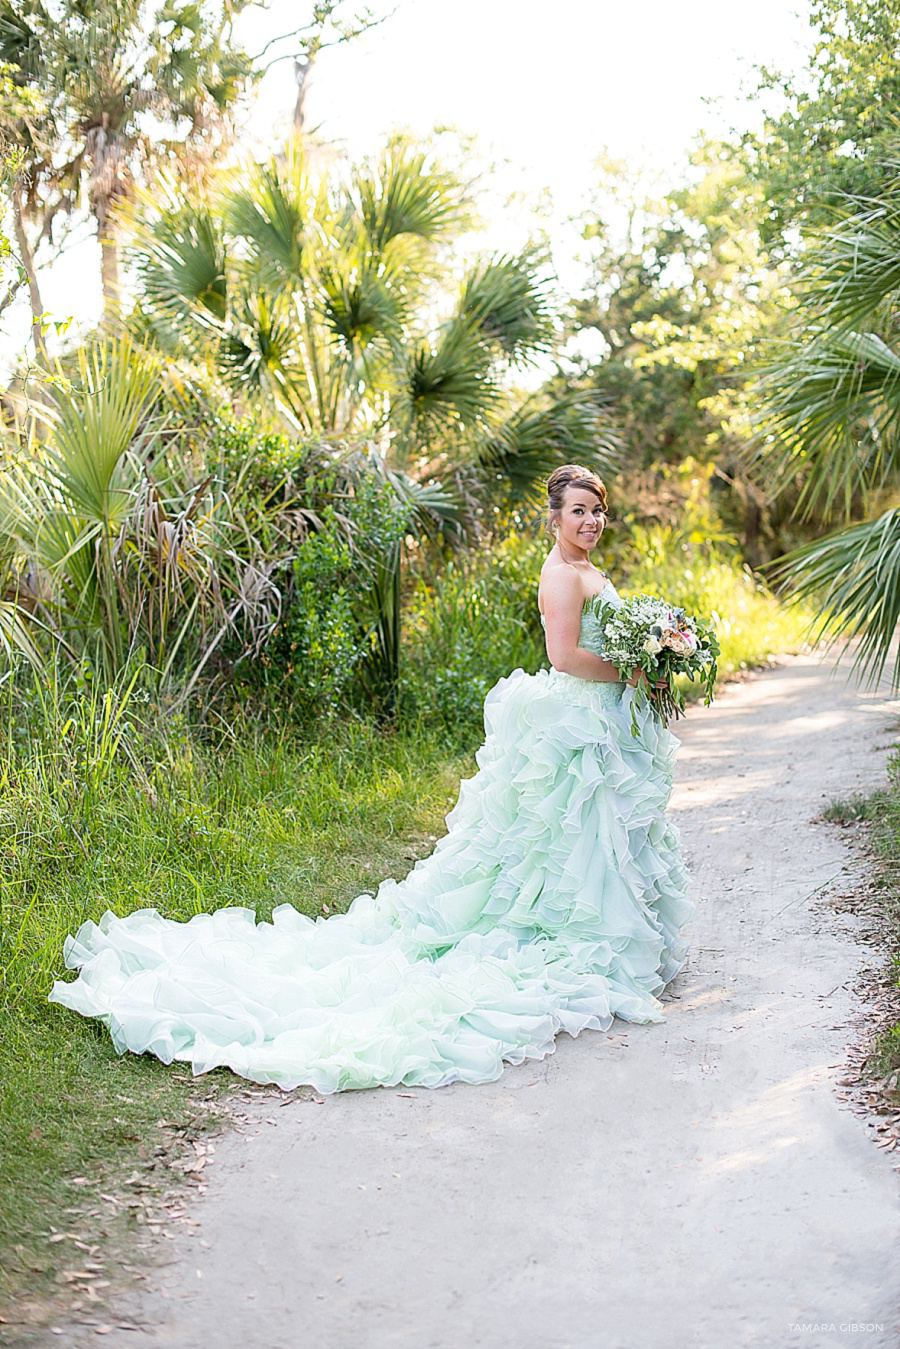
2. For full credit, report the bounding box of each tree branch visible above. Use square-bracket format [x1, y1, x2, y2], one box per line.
[0, 273, 24, 318]
[251, 19, 321, 64]
[12, 184, 46, 357]
[256, 5, 396, 72]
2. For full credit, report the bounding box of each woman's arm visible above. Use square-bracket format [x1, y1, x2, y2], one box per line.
[540, 570, 623, 683]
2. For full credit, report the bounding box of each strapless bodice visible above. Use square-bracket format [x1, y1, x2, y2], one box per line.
[539, 577, 622, 659]
[538, 577, 625, 704]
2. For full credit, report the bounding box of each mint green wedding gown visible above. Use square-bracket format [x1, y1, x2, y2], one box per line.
[50, 579, 693, 1093]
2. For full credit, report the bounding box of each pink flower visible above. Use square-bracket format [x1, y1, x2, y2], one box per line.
[661, 630, 694, 656]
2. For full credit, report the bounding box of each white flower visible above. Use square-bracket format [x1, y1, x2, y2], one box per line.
[643, 636, 662, 655]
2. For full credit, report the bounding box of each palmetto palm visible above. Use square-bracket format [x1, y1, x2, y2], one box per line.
[754, 187, 900, 688]
[0, 0, 253, 322]
[128, 138, 618, 710]
[1, 337, 279, 692]
[129, 139, 616, 483]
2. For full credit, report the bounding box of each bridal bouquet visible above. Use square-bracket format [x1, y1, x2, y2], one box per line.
[586, 593, 719, 732]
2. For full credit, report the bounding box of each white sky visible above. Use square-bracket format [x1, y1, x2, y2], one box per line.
[4, 0, 812, 364]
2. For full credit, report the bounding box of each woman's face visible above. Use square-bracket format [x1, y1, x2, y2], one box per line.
[554, 487, 605, 553]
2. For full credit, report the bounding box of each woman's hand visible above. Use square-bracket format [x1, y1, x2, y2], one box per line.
[628, 668, 667, 691]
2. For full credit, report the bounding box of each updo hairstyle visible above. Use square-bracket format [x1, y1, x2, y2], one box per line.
[546, 464, 608, 536]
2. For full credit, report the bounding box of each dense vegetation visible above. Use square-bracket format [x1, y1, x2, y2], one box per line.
[2, 0, 900, 1317]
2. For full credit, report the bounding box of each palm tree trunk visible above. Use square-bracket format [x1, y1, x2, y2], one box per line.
[97, 210, 120, 321]
[12, 186, 46, 358]
[87, 123, 124, 321]
[293, 52, 316, 131]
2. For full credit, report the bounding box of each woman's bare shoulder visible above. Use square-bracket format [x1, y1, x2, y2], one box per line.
[538, 557, 585, 614]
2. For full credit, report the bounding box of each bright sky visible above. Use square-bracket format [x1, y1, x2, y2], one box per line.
[5, 0, 812, 364]
[262, 0, 811, 204]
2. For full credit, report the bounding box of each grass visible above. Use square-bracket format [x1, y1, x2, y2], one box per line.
[0, 687, 471, 1316]
[820, 793, 880, 826]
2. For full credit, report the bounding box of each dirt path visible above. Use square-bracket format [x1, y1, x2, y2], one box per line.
[78, 655, 900, 1349]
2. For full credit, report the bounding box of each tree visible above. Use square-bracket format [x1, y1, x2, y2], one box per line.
[248, 1, 391, 132]
[743, 0, 900, 250]
[753, 168, 900, 688]
[0, 0, 255, 326]
[128, 136, 617, 496]
[565, 147, 792, 560]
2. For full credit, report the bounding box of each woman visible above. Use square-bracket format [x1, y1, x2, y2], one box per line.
[50, 465, 693, 1093]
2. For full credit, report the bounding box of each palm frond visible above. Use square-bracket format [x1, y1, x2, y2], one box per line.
[0, 531, 46, 666]
[396, 318, 498, 450]
[753, 327, 900, 519]
[35, 338, 162, 529]
[130, 187, 227, 337]
[803, 200, 900, 333]
[385, 468, 460, 543]
[318, 257, 401, 353]
[769, 507, 900, 690]
[477, 391, 621, 501]
[215, 289, 305, 413]
[352, 146, 466, 255]
[459, 252, 555, 364]
[223, 144, 307, 287]
[0, 599, 44, 665]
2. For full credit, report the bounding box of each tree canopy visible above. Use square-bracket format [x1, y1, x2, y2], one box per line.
[0, 0, 256, 324]
[744, 0, 900, 248]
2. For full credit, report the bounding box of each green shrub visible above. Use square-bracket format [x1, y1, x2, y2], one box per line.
[245, 520, 365, 721]
[401, 533, 547, 738]
[232, 477, 408, 722]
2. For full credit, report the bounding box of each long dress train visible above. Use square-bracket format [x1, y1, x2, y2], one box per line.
[49, 580, 693, 1093]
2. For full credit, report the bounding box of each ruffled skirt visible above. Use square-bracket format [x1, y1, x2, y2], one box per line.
[49, 669, 693, 1093]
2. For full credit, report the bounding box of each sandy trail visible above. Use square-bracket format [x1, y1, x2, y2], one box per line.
[85, 654, 900, 1349]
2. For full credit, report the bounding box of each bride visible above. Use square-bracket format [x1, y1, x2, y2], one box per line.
[50, 464, 693, 1093]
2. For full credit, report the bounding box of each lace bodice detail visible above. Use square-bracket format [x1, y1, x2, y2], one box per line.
[540, 576, 622, 659]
